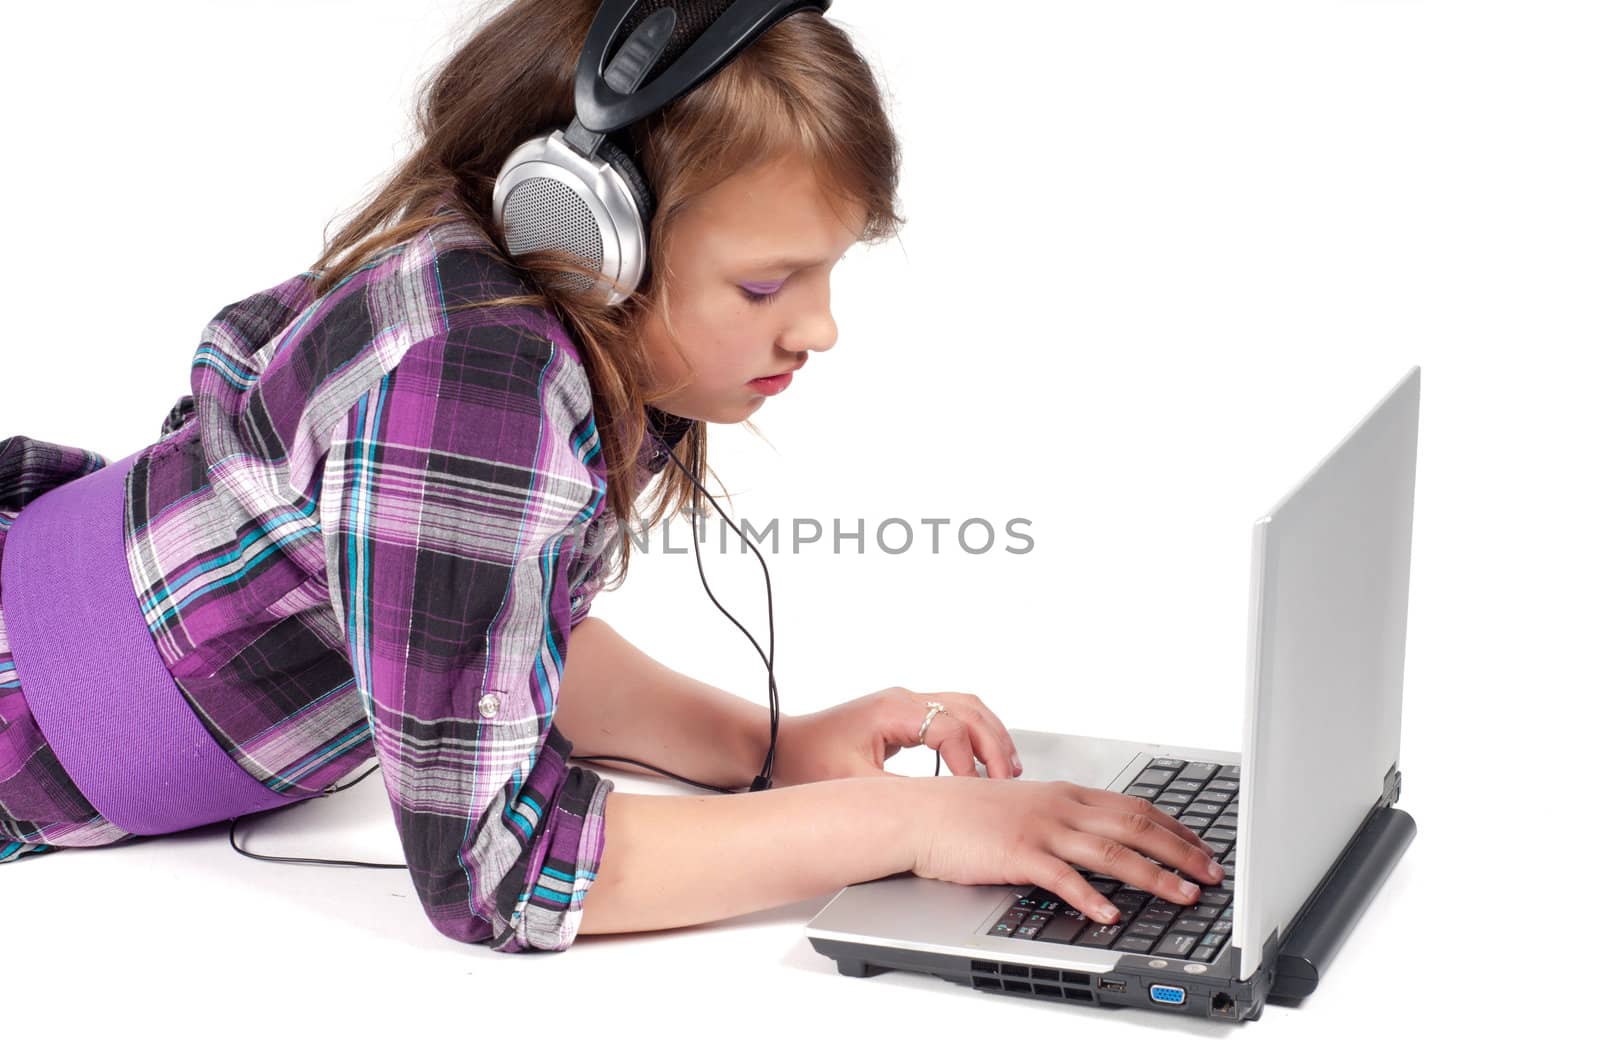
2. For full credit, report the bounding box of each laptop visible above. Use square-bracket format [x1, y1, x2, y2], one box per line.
[804, 366, 1422, 1023]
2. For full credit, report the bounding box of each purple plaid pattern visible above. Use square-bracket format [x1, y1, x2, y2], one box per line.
[0, 209, 690, 952]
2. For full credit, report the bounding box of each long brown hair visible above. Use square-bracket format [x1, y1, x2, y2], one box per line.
[307, 0, 904, 587]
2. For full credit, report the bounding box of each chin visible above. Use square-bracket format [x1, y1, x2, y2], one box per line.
[702, 395, 765, 423]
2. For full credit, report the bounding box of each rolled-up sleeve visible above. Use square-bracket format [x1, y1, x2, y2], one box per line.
[320, 315, 613, 952]
[0, 435, 107, 511]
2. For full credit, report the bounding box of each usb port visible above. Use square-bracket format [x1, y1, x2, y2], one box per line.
[1098, 978, 1127, 993]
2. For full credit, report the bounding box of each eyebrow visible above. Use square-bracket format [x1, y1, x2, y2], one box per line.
[741, 255, 827, 273]
[740, 249, 850, 273]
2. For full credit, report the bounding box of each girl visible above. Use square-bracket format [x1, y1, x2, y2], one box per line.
[0, 0, 1220, 952]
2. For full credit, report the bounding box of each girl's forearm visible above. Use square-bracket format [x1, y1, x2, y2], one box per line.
[577, 775, 916, 936]
[558, 617, 783, 791]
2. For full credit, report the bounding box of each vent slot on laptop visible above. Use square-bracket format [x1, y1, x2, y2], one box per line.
[971, 960, 1093, 1001]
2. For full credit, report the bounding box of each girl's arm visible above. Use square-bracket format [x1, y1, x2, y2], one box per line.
[558, 617, 787, 791]
[577, 775, 915, 936]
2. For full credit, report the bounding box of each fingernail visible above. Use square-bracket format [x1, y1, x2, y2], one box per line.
[1011, 754, 1023, 776]
[1098, 904, 1119, 922]
[1208, 860, 1224, 878]
[1181, 881, 1200, 899]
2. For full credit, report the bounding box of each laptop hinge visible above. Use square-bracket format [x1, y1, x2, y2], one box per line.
[1382, 761, 1401, 806]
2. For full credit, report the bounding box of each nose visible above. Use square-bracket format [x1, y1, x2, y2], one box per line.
[783, 299, 839, 357]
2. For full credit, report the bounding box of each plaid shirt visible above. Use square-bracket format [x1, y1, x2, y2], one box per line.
[0, 209, 691, 952]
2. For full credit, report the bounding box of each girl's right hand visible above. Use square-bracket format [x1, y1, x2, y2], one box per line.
[904, 776, 1225, 924]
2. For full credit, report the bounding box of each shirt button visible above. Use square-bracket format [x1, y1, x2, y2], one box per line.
[477, 693, 501, 718]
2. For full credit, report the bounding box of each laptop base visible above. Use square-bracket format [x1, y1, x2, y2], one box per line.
[807, 798, 1414, 1023]
[809, 933, 1273, 1022]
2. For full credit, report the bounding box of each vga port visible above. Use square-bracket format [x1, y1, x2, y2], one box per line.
[1149, 984, 1187, 1006]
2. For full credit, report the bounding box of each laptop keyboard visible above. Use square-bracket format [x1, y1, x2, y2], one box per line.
[985, 758, 1239, 963]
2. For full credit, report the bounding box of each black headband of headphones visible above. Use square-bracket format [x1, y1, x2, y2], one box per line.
[573, 0, 832, 144]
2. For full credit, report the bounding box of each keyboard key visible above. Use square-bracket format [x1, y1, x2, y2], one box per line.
[1200, 931, 1228, 948]
[1149, 757, 1186, 771]
[1128, 920, 1170, 938]
[1177, 762, 1219, 781]
[1144, 900, 1182, 918]
[1212, 920, 1232, 935]
[1218, 765, 1241, 779]
[1192, 905, 1222, 919]
[1196, 790, 1234, 805]
[1116, 935, 1157, 954]
[1203, 828, 1237, 845]
[1179, 814, 1213, 829]
[1134, 769, 1177, 787]
[1165, 779, 1204, 793]
[1153, 932, 1199, 958]
[1207, 779, 1239, 793]
[1214, 814, 1238, 829]
[1199, 889, 1232, 906]
[1124, 784, 1163, 799]
[1187, 801, 1225, 817]
[1089, 879, 1119, 896]
[1189, 944, 1219, 962]
[1136, 919, 1176, 940]
[1038, 909, 1089, 944]
[1155, 802, 1187, 816]
[1110, 896, 1146, 921]
[989, 921, 1016, 936]
[1013, 924, 1041, 939]
[1172, 918, 1212, 934]
[1073, 922, 1125, 949]
[1024, 912, 1052, 926]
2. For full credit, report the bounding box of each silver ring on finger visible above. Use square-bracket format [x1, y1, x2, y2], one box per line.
[915, 700, 946, 747]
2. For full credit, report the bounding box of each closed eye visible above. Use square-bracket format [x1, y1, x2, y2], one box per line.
[739, 284, 782, 305]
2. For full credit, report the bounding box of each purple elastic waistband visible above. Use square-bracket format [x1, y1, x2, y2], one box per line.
[0, 448, 302, 836]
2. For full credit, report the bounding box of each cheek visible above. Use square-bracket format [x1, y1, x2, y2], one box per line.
[673, 313, 760, 380]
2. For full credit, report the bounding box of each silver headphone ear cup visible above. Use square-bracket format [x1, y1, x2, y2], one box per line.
[491, 129, 648, 305]
[593, 138, 654, 232]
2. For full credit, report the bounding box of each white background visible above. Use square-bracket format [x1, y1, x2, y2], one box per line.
[2, 0, 1592, 1056]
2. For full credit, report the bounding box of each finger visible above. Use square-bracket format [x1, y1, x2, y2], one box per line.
[1074, 803, 1224, 893]
[924, 714, 980, 777]
[943, 692, 1022, 774]
[1027, 856, 1124, 926]
[926, 696, 1015, 780]
[1071, 784, 1215, 857]
[1057, 825, 1211, 911]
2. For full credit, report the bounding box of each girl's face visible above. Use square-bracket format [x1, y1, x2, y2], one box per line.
[636, 154, 868, 424]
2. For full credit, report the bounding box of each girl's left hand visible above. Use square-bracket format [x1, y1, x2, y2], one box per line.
[773, 686, 1024, 787]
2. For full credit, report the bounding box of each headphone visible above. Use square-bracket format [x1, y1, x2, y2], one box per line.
[491, 0, 832, 306]
[231, 0, 949, 875]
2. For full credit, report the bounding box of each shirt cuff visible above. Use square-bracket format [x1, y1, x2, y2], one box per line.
[496, 747, 614, 952]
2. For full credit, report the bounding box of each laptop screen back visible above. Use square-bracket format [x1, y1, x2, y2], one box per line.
[1232, 367, 1420, 979]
